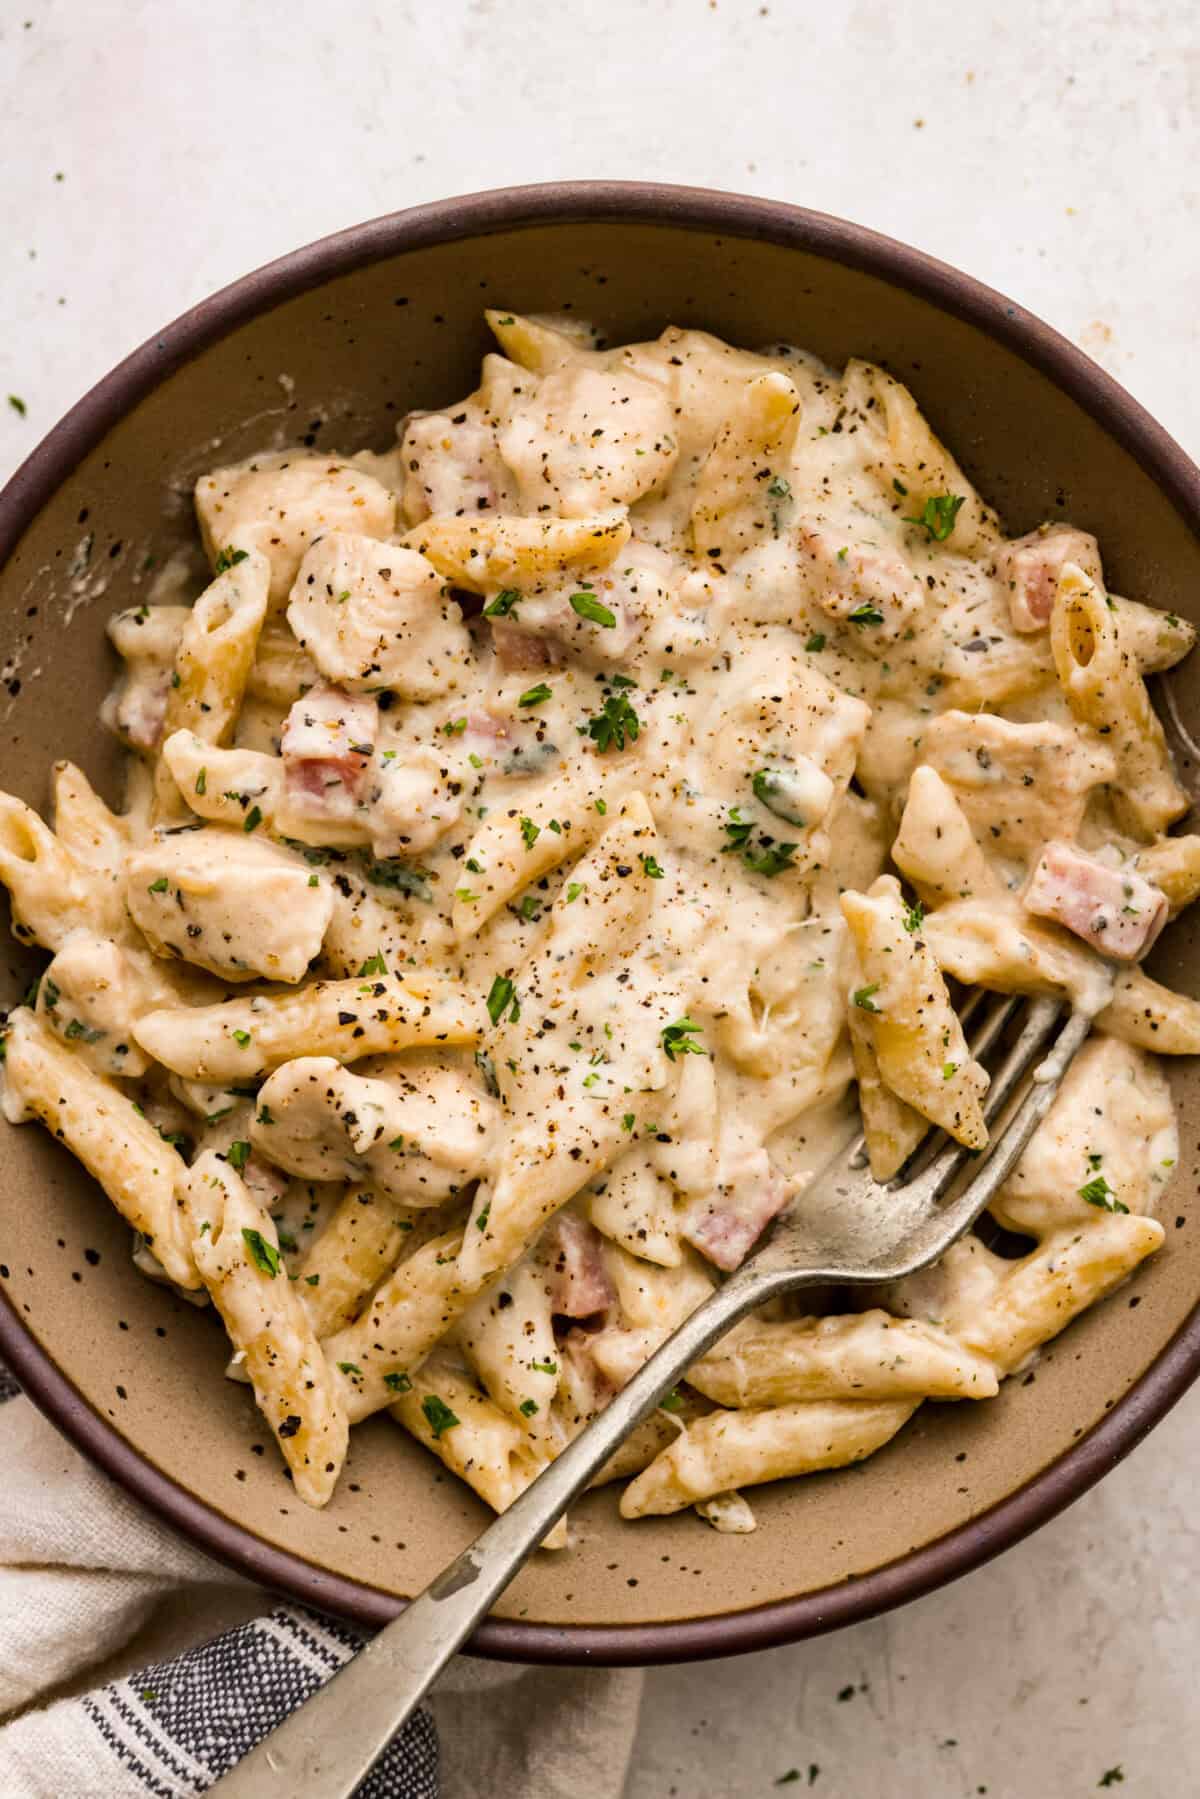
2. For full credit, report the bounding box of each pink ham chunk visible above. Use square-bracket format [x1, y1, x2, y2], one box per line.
[281, 683, 378, 823]
[491, 619, 563, 672]
[683, 1163, 794, 1272]
[116, 671, 171, 753]
[1023, 840, 1168, 962]
[797, 528, 927, 636]
[542, 1214, 615, 1322]
[998, 524, 1103, 633]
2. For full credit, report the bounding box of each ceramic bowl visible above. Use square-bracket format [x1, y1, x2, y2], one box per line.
[1, 183, 1198, 1663]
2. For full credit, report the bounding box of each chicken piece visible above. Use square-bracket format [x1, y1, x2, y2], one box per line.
[499, 365, 677, 516]
[126, 828, 333, 984]
[286, 535, 471, 699]
[195, 452, 395, 606]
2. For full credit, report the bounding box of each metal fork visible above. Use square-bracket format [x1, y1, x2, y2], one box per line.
[212, 995, 1089, 1798]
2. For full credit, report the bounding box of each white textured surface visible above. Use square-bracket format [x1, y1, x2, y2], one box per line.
[1, 3, 1198, 1794]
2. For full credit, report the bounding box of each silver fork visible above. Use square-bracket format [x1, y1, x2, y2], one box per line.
[212, 995, 1089, 1798]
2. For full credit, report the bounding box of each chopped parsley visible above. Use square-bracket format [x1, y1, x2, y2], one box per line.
[147, 876, 169, 894]
[232, 1029, 252, 1047]
[530, 1358, 558, 1375]
[364, 858, 433, 902]
[586, 691, 640, 752]
[566, 881, 584, 903]
[518, 682, 553, 708]
[659, 1388, 684, 1412]
[942, 1061, 958, 1080]
[243, 805, 262, 833]
[519, 816, 540, 849]
[1079, 1174, 1128, 1213]
[357, 951, 387, 977]
[383, 1370, 412, 1393]
[804, 633, 826, 652]
[852, 985, 881, 1013]
[569, 591, 617, 628]
[902, 899, 925, 933]
[1098, 1772, 1125, 1790]
[337, 1361, 361, 1376]
[213, 547, 249, 574]
[474, 1049, 500, 1096]
[226, 1140, 251, 1172]
[847, 603, 884, 627]
[639, 852, 664, 879]
[519, 1397, 539, 1416]
[723, 806, 796, 876]
[195, 768, 207, 796]
[743, 840, 797, 876]
[475, 1200, 491, 1231]
[7, 395, 27, 417]
[241, 1228, 280, 1277]
[483, 588, 521, 617]
[904, 493, 965, 542]
[64, 1018, 103, 1043]
[662, 1017, 706, 1061]
[486, 974, 519, 1026]
[767, 474, 792, 500]
[421, 1394, 460, 1439]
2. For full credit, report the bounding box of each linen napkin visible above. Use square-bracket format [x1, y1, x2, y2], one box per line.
[0, 1370, 644, 1797]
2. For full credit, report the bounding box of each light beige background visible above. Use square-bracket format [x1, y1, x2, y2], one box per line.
[2, 2, 1197, 1793]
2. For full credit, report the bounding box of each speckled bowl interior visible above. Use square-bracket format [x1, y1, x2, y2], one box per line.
[1, 185, 1198, 1664]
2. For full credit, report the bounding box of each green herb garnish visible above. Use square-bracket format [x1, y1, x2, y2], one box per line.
[662, 1017, 705, 1061]
[586, 692, 640, 753]
[242, 1228, 280, 1277]
[569, 591, 617, 628]
[483, 588, 521, 618]
[486, 975, 519, 1026]
[421, 1394, 460, 1439]
[904, 493, 965, 542]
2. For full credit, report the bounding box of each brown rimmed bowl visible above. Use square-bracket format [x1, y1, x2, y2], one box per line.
[1, 182, 1198, 1665]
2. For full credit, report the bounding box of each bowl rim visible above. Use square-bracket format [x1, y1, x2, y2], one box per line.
[1, 178, 1199, 1666]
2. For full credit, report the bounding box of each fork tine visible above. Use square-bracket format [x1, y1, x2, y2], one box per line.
[892, 1001, 1090, 1264]
[848, 990, 1021, 1175]
[966, 992, 1021, 1068]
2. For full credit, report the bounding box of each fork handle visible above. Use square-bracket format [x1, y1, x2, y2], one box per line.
[210, 1263, 782, 1799]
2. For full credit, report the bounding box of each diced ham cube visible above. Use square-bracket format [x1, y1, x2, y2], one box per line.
[281, 683, 378, 823]
[542, 1214, 615, 1321]
[1023, 840, 1168, 962]
[797, 528, 927, 635]
[491, 619, 562, 672]
[115, 669, 171, 753]
[465, 709, 511, 743]
[998, 524, 1103, 633]
[683, 1160, 794, 1272]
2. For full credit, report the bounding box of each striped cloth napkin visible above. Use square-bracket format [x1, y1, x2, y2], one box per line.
[0, 1361, 435, 1795]
[0, 1367, 644, 1797]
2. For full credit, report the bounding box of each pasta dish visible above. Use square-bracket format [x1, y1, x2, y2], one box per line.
[1, 313, 1194, 1537]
